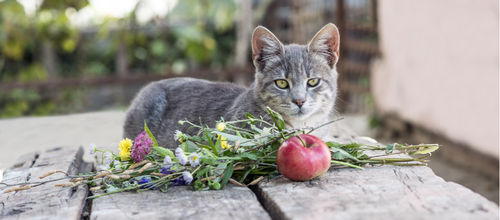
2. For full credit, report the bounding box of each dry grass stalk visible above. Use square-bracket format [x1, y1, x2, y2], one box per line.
[248, 176, 264, 185]
[139, 163, 152, 174]
[39, 170, 57, 179]
[94, 171, 110, 179]
[119, 175, 135, 179]
[200, 176, 217, 182]
[39, 170, 67, 179]
[55, 182, 74, 187]
[121, 170, 134, 175]
[72, 181, 82, 187]
[107, 174, 120, 180]
[90, 186, 101, 191]
[129, 160, 148, 170]
[228, 178, 244, 187]
[234, 139, 240, 150]
[72, 177, 83, 182]
[150, 173, 166, 177]
[233, 166, 246, 171]
[4, 185, 32, 193]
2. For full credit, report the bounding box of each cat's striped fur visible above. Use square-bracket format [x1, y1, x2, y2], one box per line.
[123, 23, 340, 149]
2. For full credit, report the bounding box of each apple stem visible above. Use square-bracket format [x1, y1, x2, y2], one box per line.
[296, 134, 307, 147]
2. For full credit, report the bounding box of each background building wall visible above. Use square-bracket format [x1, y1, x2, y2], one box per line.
[371, 0, 499, 158]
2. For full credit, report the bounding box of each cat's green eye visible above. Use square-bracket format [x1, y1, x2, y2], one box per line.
[307, 78, 320, 87]
[275, 79, 289, 89]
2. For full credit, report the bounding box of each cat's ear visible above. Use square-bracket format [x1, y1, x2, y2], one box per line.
[308, 23, 340, 68]
[251, 26, 284, 71]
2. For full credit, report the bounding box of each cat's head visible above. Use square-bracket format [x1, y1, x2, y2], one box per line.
[251, 23, 340, 122]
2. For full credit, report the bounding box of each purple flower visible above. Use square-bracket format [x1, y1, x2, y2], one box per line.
[131, 131, 154, 162]
[137, 177, 157, 190]
[161, 167, 173, 175]
[170, 177, 185, 186]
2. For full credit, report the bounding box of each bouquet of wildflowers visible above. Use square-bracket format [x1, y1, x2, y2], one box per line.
[2, 107, 439, 197]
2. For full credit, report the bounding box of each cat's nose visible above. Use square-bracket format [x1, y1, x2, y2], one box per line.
[293, 99, 306, 107]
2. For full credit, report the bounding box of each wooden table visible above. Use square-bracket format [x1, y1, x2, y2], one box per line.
[1, 123, 498, 220]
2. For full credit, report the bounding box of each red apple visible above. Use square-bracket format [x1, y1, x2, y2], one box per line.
[276, 134, 331, 181]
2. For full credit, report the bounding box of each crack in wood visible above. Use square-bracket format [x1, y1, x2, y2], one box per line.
[249, 184, 284, 220]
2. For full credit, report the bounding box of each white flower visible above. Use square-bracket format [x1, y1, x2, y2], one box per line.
[113, 160, 121, 170]
[174, 130, 184, 142]
[175, 147, 183, 157]
[98, 165, 107, 171]
[182, 171, 193, 184]
[177, 153, 188, 166]
[89, 143, 97, 155]
[236, 148, 245, 154]
[163, 155, 172, 169]
[104, 152, 111, 160]
[104, 152, 112, 169]
[188, 153, 201, 167]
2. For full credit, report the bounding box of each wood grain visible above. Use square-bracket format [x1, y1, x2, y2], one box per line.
[0, 146, 92, 220]
[253, 122, 500, 220]
[90, 183, 271, 220]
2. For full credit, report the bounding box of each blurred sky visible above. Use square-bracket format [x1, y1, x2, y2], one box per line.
[16, 0, 178, 25]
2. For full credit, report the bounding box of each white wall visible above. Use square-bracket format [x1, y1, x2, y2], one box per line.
[371, 0, 499, 158]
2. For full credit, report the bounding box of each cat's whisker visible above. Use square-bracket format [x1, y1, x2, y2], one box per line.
[317, 105, 340, 118]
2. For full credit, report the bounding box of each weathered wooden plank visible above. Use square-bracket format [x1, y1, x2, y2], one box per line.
[90, 183, 271, 220]
[253, 122, 500, 220]
[90, 144, 271, 219]
[0, 146, 91, 220]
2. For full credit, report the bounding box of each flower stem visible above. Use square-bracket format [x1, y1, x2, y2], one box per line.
[296, 134, 306, 147]
[331, 160, 364, 169]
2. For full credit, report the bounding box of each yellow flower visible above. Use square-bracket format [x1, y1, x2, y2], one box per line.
[217, 123, 226, 131]
[218, 134, 232, 149]
[118, 138, 133, 160]
[221, 141, 232, 150]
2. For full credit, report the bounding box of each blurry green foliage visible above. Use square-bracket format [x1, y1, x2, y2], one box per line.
[0, 0, 237, 118]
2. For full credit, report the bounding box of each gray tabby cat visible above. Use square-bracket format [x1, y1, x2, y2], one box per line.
[123, 23, 340, 149]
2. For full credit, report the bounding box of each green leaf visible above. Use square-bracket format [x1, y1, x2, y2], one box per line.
[214, 134, 222, 154]
[236, 152, 258, 160]
[192, 136, 203, 142]
[201, 157, 217, 165]
[105, 185, 121, 193]
[220, 162, 233, 189]
[154, 147, 175, 159]
[326, 141, 343, 148]
[144, 121, 159, 147]
[267, 107, 285, 131]
[250, 124, 263, 133]
[160, 184, 168, 193]
[214, 163, 227, 176]
[204, 129, 216, 154]
[187, 141, 199, 152]
[196, 166, 210, 178]
[201, 148, 217, 159]
[410, 145, 439, 155]
[330, 147, 359, 161]
[386, 143, 396, 154]
[180, 142, 189, 152]
[245, 113, 255, 119]
[121, 181, 138, 189]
